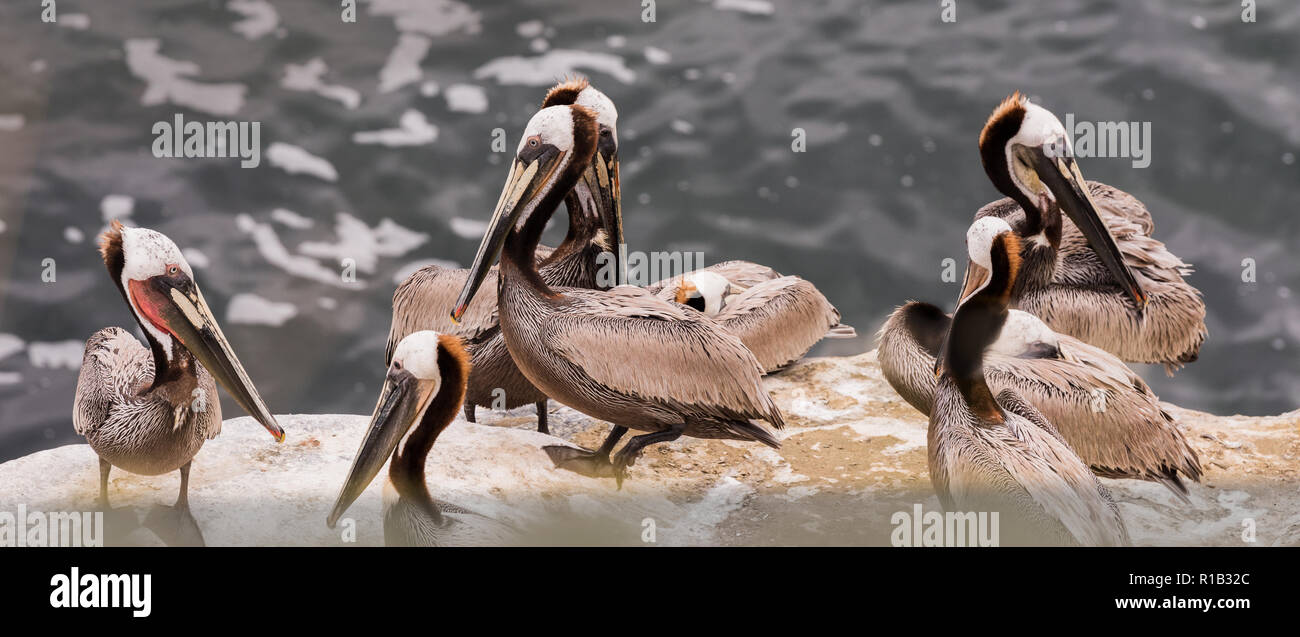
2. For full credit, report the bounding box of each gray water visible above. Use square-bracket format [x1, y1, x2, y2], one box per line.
[1, 0, 1297, 463]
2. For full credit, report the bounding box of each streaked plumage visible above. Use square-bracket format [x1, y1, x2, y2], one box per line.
[385, 79, 624, 434]
[74, 222, 284, 545]
[929, 216, 1129, 546]
[452, 104, 784, 484]
[653, 270, 857, 373]
[879, 301, 1202, 498]
[969, 93, 1206, 372]
[329, 332, 515, 547]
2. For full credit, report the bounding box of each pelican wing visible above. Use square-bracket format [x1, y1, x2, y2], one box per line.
[543, 286, 784, 426]
[644, 260, 783, 295]
[986, 334, 1202, 488]
[387, 265, 500, 364]
[74, 327, 153, 436]
[713, 276, 849, 372]
[994, 390, 1131, 547]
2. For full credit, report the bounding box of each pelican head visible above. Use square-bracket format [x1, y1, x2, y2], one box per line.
[453, 104, 599, 321]
[99, 220, 284, 442]
[937, 217, 1021, 380]
[674, 271, 743, 315]
[327, 331, 468, 528]
[542, 78, 623, 273]
[977, 93, 1146, 309]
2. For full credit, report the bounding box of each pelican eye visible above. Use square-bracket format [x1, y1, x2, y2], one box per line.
[168, 266, 179, 275]
[527, 136, 540, 148]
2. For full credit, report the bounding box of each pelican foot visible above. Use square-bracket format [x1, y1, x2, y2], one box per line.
[144, 504, 206, 547]
[543, 445, 616, 479]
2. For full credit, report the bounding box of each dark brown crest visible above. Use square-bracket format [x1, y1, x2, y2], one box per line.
[542, 76, 590, 108]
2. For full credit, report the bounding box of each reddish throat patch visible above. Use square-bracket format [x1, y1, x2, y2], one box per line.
[128, 278, 176, 338]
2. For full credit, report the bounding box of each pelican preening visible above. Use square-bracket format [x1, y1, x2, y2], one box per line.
[928, 217, 1130, 546]
[73, 221, 284, 545]
[452, 104, 785, 485]
[655, 270, 859, 373]
[969, 93, 1206, 372]
[386, 78, 623, 434]
[328, 332, 514, 546]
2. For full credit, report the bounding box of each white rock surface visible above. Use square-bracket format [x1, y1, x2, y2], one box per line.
[2, 352, 1297, 546]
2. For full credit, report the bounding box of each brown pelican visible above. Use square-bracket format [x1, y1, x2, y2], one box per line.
[878, 300, 1202, 500]
[452, 104, 784, 485]
[386, 78, 622, 434]
[930, 216, 1130, 546]
[327, 331, 515, 546]
[654, 270, 858, 373]
[969, 93, 1206, 372]
[73, 221, 285, 545]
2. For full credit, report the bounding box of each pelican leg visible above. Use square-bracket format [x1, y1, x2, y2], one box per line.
[543, 426, 627, 478]
[535, 401, 549, 435]
[144, 461, 205, 547]
[97, 457, 112, 509]
[175, 461, 191, 511]
[611, 425, 685, 489]
[464, 401, 477, 423]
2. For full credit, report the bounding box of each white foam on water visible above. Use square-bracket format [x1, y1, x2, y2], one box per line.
[352, 109, 438, 146]
[378, 33, 431, 93]
[515, 20, 544, 38]
[449, 217, 487, 239]
[0, 334, 25, 361]
[100, 194, 135, 222]
[266, 143, 338, 181]
[227, 0, 279, 40]
[182, 247, 210, 269]
[474, 49, 636, 86]
[715, 0, 775, 15]
[270, 208, 316, 229]
[297, 213, 428, 274]
[0, 372, 21, 386]
[63, 227, 84, 244]
[236, 213, 358, 288]
[367, 0, 481, 37]
[0, 115, 23, 131]
[226, 293, 298, 327]
[393, 258, 460, 284]
[27, 341, 84, 370]
[124, 39, 247, 116]
[444, 84, 488, 114]
[644, 46, 671, 65]
[282, 59, 361, 110]
[59, 14, 90, 30]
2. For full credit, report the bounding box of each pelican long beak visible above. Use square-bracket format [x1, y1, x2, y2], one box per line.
[957, 262, 990, 306]
[131, 276, 285, 442]
[594, 150, 624, 279]
[326, 367, 435, 528]
[452, 147, 569, 322]
[1031, 150, 1147, 309]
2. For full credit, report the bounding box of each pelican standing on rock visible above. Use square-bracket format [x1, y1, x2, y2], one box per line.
[879, 300, 1202, 499]
[969, 93, 1206, 372]
[327, 332, 514, 546]
[930, 217, 1130, 546]
[654, 270, 857, 373]
[453, 104, 785, 485]
[73, 221, 285, 545]
[386, 78, 623, 434]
